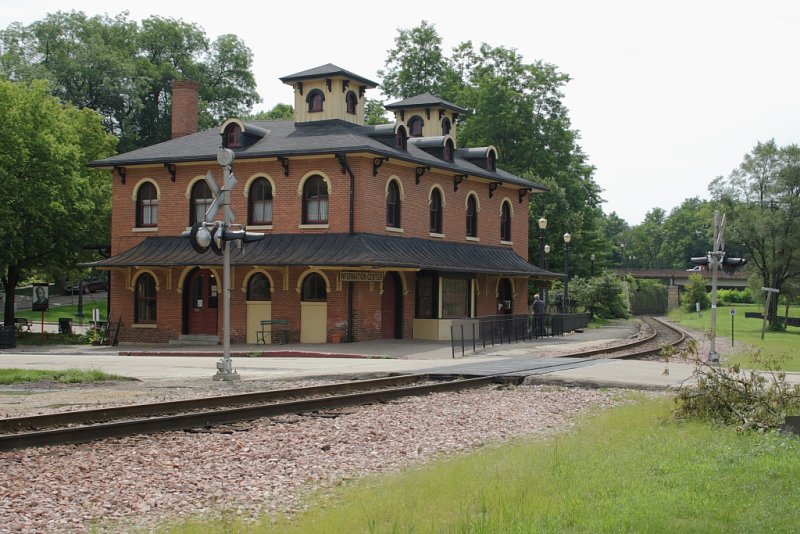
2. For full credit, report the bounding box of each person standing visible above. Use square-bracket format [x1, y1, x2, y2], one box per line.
[532, 293, 545, 337]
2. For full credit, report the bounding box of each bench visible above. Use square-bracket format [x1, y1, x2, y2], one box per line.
[14, 318, 31, 332]
[256, 319, 289, 345]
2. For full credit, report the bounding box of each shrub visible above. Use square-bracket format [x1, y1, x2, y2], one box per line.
[684, 273, 710, 312]
[717, 288, 753, 305]
[570, 271, 628, 319]
[674, 353, 800, 431]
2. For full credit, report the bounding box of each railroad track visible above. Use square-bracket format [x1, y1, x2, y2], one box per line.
[0, 316, 689, 451]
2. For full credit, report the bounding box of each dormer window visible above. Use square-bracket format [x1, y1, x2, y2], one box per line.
[307, 89, 325, 113]
[346, 91, 358, 114]
[395, 125, 408, 150]
[488, 151, 496, 172]
[443, 138, 455, 162]
[225, 124, 242, 148]
[408, 116, 424, 137]
[442, 117, 451, 136]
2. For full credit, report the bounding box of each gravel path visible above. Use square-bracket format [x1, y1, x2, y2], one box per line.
[0, 384, 647, 533]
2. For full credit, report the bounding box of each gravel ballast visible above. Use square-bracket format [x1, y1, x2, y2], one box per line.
[0, 383, 643, 533]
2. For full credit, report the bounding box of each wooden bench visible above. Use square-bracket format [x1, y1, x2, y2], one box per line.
[14, 318, 31, 332]
[256, 319, 289, 345]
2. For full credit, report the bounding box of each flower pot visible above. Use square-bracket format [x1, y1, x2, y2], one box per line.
[331, 333, 343, 344]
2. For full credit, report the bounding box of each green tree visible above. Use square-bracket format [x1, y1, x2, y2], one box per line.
[684, 274, 710, 312]
[247, 103, 294, 121]
[0, 80, 117, 325]
[378, 20, 459, 101]
[628, 208, 666, 269]
[710, 140, 800, 324]
[569, 271, 628, 319]
[0, 11, 260, 152]
[660, 197, 712, 268]
[364, 98, 390, 125]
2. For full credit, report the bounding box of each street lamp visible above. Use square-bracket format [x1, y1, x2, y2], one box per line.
[591, 253, 596, 276]
[544, 244, 551, 312]
[620, 243, 626, 268]
[538, 216, 547, 299]
[563, 232, 571, 312]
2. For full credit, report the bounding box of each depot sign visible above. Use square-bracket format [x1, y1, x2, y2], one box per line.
[339, 272, 385, 282]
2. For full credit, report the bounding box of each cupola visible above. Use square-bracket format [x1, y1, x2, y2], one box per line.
[384, 93, 467, 141]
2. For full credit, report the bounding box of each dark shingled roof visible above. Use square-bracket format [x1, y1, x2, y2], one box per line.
[385, 93, 468, 114]
[279, 63, 378, 88]
[89, 119, 547, 191]
[86, 233, 559, 278]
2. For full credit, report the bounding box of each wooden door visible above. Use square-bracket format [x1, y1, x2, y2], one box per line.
[381, 272, 401, 339]
[187, 269, 218, 334]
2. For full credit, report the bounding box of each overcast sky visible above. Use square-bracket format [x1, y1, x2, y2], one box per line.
[4, 0, 799, 226]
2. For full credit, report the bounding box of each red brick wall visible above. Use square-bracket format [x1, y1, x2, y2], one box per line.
[110, 152, 532, 343]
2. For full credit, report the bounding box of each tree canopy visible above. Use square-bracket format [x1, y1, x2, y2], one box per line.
[0, 11, 260, 152]
[0, 79, 117, 324]
[710, 139, 800, 323]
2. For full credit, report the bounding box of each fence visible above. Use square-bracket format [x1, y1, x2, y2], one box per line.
[450, 313, 591, 358]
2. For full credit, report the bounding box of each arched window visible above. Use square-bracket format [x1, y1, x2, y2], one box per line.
[248, 177, 273, 225]
[466, 195, 478, 238]
[301, 273, 327, 301]
[190, 181, 213, 225]
[247, 273, 271, 301]
[224, 124, 242, 148]
[386, 180, 401, 228]
[488, 151, 496, 172]
[500, 201, 512, 242]
[395, 125, 408, 150]
[430, 188, 443, 234]
[408, 116, 424, 137]
[441, 117, 451, 136]
[136, 182, 158, 227]
[443, 138, 455, 162]
[135, 273, 157, 323]
[302, 175, 329, 224]
[345, 91, 358, 114]
[306, 89, 325, 113]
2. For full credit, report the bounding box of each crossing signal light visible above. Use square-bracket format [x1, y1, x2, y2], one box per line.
[690, 256, 710, 266]
[721, 256, 747, 275]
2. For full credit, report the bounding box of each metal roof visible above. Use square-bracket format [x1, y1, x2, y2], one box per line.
[279, 63, 378, 87]
[385, 93, 468, 114]
[86, 233, 559, 278]
[89, 119, 547, 191]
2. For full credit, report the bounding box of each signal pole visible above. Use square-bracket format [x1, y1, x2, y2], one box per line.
[214, 148, 239, 381]
[708, 210, 724, 364]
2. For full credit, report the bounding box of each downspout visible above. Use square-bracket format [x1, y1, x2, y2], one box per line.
[336, 153, 356, 341]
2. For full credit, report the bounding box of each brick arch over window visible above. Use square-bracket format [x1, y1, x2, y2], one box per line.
[500, 199, 513, 242]
[429, 185, 445, 234]
[385, 177, 403, 228]
[306, 89, 325, 112]
[132, 179, 160, 228]
[245, 271, 272, 301]
[133, 271, 158, 323]
[296, 270, 331, 300]
[242, 269, 276, 296]
[298, 172, 331, 225]
[246, 176, 274, 225]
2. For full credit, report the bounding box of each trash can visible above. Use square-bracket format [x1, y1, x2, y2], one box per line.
[58, 318, 73, 335]
[0, 325, 15, 348]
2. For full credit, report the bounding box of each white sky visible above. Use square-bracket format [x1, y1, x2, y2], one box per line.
[4, 0, 799, 225]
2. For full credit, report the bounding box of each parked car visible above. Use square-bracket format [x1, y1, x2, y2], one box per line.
[63, 278, 107, 295]
[686, 266, 703, 272]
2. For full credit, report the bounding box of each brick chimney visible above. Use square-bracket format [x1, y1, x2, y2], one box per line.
[171, 80, 201, 139]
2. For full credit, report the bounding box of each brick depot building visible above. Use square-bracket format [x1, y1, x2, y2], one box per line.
[89, 64, 556, 344]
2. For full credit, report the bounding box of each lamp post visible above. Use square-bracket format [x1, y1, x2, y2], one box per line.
[591, 253, 596, 277]
[544, 244, 551, 312]
[620, 243, 626, 268]
[563, 232, 571, 312]
[538, 216, 547, 298]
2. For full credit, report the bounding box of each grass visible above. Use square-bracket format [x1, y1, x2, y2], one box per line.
[0, 368, 129, 384]
[11, 331, 86, 346]
[161, 398, 800, 533]
[6, 301, 108, 324]
[667, 304, 800, 371]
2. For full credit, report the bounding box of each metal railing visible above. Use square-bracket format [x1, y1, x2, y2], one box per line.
[450, 313, 591, 358]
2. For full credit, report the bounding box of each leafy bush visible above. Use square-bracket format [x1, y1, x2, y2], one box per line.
[674, 353, 800, 431]
[717, 288, 752, 305]
[629, 278, 668, 314]
[684, 274, 710, 312]
[570, 271, 628, 319]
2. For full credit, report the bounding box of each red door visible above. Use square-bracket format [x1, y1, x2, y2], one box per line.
[381, 272, 400, 339]
[187, 270, 218, 334]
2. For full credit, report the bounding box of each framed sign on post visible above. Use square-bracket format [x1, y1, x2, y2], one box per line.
[32, 284, 49, 312]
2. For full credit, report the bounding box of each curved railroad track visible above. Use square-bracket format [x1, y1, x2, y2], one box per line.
[0, 316, 689, 451]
